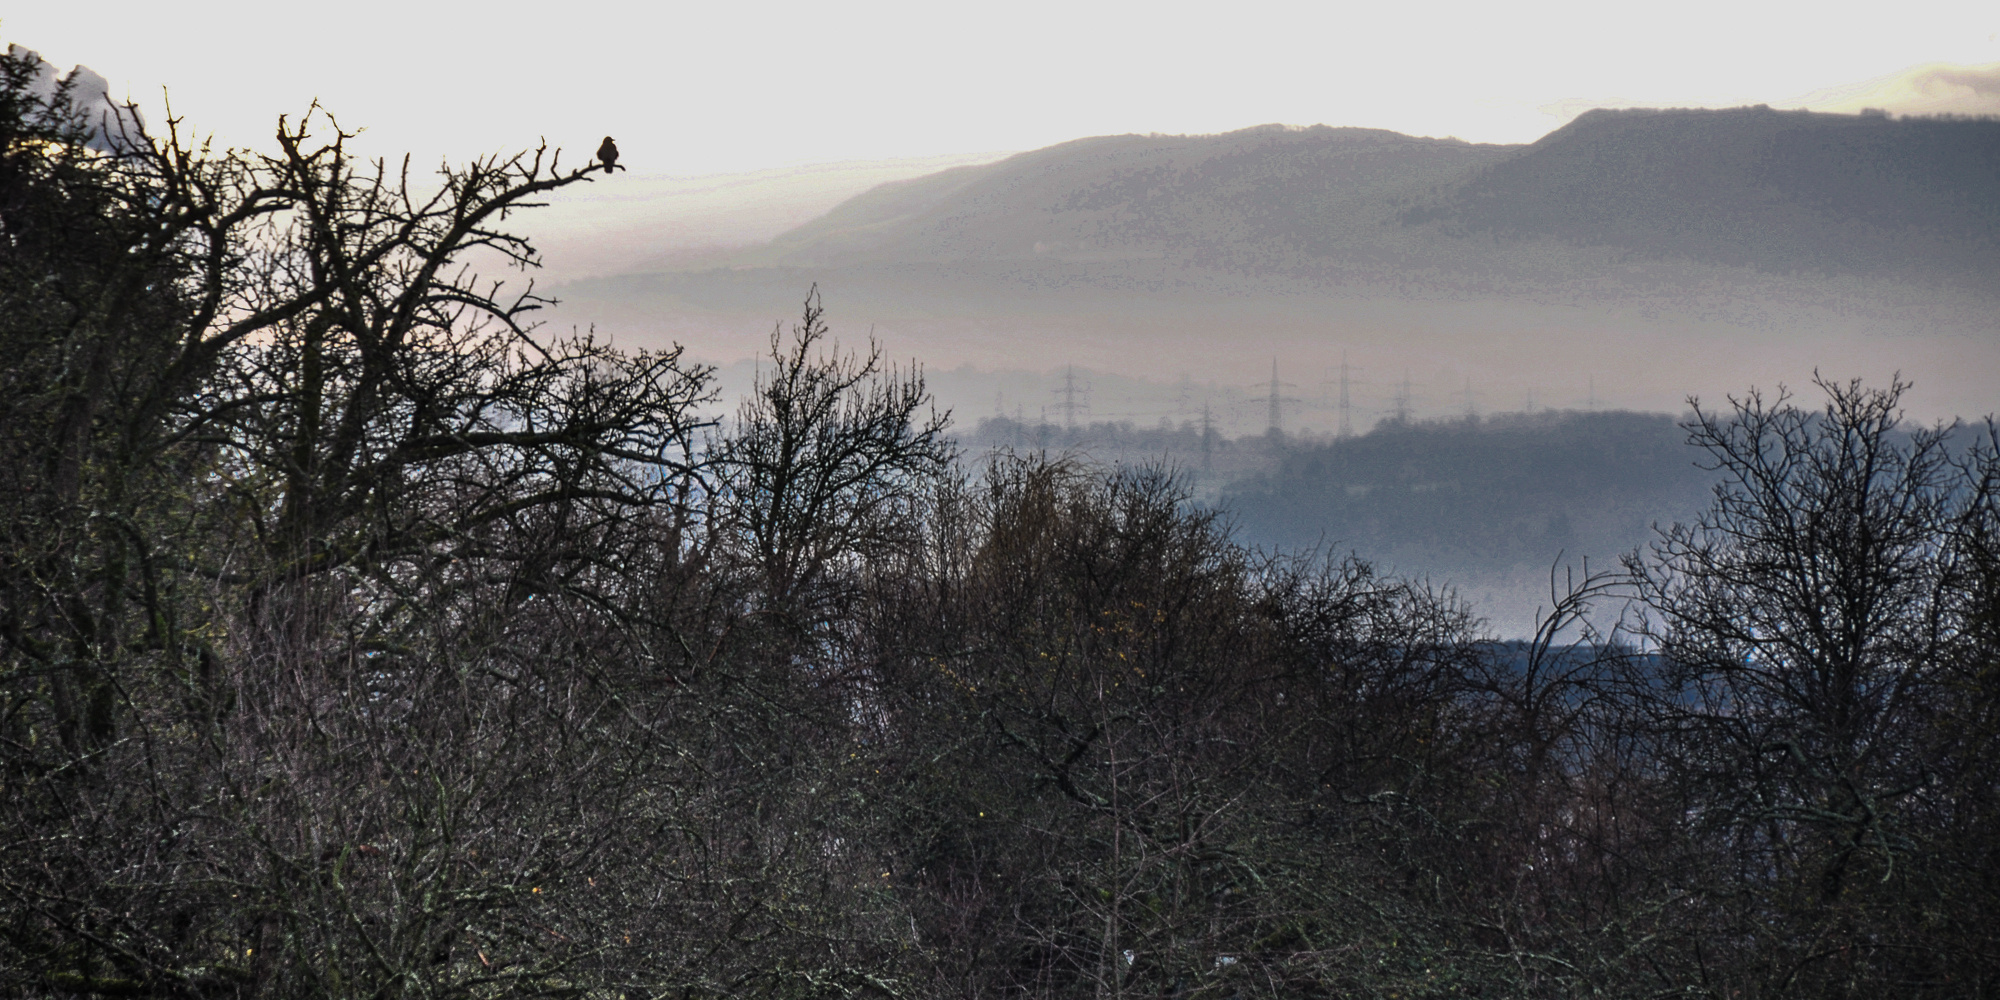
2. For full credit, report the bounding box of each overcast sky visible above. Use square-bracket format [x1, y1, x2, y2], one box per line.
[8, 0, 1999, 175]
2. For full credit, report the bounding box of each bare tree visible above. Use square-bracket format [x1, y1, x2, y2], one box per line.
[0, 62, 731, 996]
[717, 287, 951, 625]
[1625, 375, 2000, 996]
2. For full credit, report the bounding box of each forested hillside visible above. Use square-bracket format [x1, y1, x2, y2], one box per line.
[7, 47, 2000, 1000]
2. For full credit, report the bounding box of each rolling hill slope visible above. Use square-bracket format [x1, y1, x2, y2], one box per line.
[717, 108, 1999, 289]
[1410, 106, 2000, 285]
[741, 125, 1515, 270]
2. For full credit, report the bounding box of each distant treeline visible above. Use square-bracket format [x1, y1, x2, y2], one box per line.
[965, 414, 1233, 465]
[967, 408, 1720, 590]
[1225, 409, 1718, 573]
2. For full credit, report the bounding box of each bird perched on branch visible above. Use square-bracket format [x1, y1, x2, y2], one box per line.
[597, 136, 620, 173]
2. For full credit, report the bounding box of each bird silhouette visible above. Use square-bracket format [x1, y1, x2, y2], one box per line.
[597, 136, 620, 173]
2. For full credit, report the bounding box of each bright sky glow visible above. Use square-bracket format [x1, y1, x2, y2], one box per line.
[7, 0, 1998, 175]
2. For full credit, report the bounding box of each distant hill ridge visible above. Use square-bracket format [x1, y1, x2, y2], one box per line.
[1414, 105, 2000, 283]
[550, 107, 1997, 458]
[742, 124, 1515, 269]
[732, 109, 1998, 289]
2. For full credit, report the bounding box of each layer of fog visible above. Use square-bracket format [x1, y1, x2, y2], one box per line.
[516, 152, 1012, 283]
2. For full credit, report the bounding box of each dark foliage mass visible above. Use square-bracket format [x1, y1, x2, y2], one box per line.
[6, 52, 2000, 999]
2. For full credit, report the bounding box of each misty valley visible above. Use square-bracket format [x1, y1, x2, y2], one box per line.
[5, 39, 2000, 1000]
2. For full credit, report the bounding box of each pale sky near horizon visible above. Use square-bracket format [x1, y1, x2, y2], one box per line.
[7, 0, 1999, 176]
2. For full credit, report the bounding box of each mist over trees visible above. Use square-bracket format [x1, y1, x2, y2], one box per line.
[6, 46, 2000, 1000]
[955, 409, 1719, 634]
[1222, 411, 1719, 614]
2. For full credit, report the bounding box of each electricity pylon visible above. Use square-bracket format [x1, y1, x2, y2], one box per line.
[1054, 365, 1089, 431]
[1263, 358, 1300, 435]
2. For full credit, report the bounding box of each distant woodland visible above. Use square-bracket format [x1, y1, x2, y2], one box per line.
[8, 45, 2000, 1000]
[1225, 410, 1713, 566]
[962, 408, 1715, 575]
